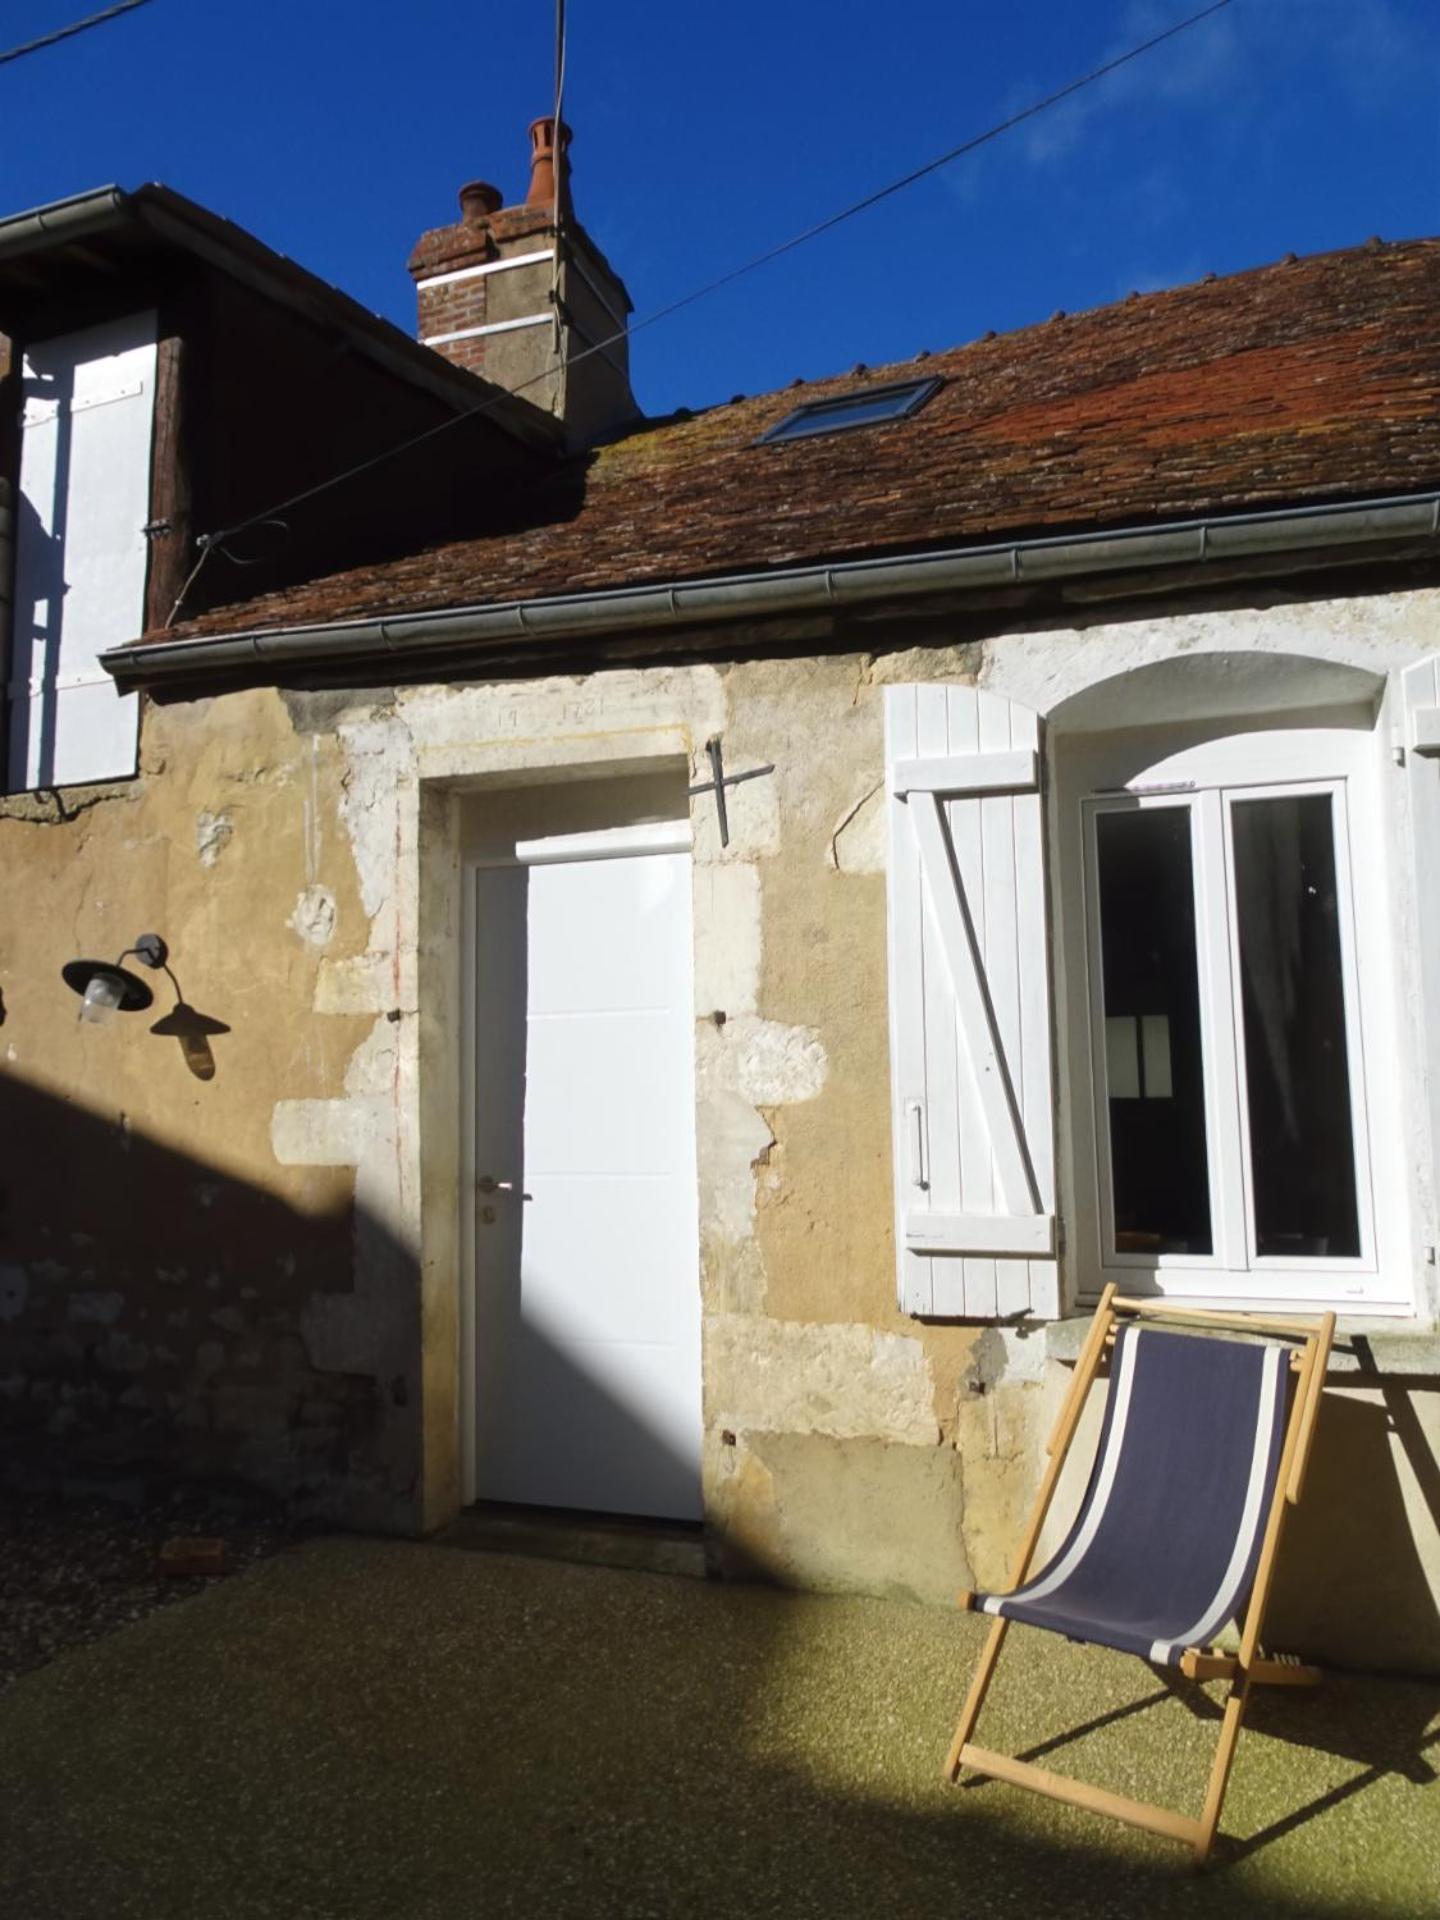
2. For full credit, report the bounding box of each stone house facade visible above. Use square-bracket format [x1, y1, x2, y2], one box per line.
[2, 126, 1439, 1674]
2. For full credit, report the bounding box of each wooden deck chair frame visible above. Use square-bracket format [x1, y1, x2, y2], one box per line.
[944, 1286, 1335, 1866]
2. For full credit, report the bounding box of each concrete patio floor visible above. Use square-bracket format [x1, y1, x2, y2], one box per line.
[0, 1536, 1436, 1919]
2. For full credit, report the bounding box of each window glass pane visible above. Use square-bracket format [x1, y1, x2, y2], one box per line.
[1105, 1016, 1140, 1098]
[759, 378, 940, 442]
[1231, 793, 1360, 1259]
[1095, 808, 1213, 1255]
[1141, 1015, 1173, 1097]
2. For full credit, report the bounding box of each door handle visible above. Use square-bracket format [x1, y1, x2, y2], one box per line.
[906, 1101, 928, 1191]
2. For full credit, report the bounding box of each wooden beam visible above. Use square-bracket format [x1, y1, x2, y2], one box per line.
[1194, 1323, 1332, 1864]
[143, 325, 191, 632]
[1111, 1295, 1321, 1342]
[1046, 1286, 1116, 1458]
[959, 1744, 1204, 1848]
[65, 244, 122, 277]
[1179, 1649, 1322, 1687]
[1287, 1312, 1335, 1504]
[943, 1290, 1117, 1784]
[943, 1617, 1008, 1783]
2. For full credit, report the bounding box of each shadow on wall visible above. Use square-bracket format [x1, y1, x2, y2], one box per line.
[4, 1050, 1439, 1667]
[1057, 1331, 1440, 1677]
[1, 1071, 1437, 1879]
[10, 416, 69, 789]
[0, 1067, 410, 1520]
[145, 956, 231, 1082]
[0, 1055, 706, 1547]
[3, 1041, 1439, 1672]
[1268, 1347, 1440, 1675]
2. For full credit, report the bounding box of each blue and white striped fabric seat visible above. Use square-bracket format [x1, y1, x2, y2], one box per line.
[975, 1325, 1290, 1668]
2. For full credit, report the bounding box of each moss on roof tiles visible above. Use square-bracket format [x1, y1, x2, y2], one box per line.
[165, 237, 1440, 644]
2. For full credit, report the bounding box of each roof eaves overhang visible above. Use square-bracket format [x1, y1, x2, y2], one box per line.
[102, 490, 1440, 693]
[0, 183, 129, 255]
[0, 183, 563, 456]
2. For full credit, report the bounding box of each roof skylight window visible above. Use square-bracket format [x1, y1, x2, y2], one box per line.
[759, 376, 942, 445]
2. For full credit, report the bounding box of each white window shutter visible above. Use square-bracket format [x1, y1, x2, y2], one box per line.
[1402, 655, 1440, 1248]
[7, 314, 154, 792]
[884, 684, 1059, 1319]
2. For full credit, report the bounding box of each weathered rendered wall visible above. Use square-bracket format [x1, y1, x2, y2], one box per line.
[0, 691, 392, 1517]
[1, 585, 1438, 1671]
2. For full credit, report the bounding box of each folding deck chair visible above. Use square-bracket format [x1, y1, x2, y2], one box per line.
[945, 1287, 1334, 1865]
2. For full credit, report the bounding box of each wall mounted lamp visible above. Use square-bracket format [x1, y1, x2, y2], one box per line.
[61, 933, 229, 1079]
[62, 934, 169, 1024]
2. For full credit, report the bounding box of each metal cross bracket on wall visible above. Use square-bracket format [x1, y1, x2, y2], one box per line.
[688, 737, 775, 849]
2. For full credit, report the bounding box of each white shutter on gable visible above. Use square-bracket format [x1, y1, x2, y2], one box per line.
[884, 684, 1059, 1320]
[7, 313, 155, 792]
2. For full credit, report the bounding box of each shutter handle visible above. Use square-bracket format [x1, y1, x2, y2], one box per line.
[906, 1102, 928, 1191]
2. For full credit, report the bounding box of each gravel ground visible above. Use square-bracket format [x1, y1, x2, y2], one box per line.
[0, 1488, 303, 1694]
[1, 1536, 1436, 1920]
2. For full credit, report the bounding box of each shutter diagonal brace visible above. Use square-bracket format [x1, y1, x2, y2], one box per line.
[908, 788, 1043, 1219]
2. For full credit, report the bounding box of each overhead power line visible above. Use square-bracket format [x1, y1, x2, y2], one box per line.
[551, 0, 568, 414]
[174, 0, 1235, 622]
[0, 0, 155, 69]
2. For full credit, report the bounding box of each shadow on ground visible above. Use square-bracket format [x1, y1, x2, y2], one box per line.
[0, 1537, 1436, 1920]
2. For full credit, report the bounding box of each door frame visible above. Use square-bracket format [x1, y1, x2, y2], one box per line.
[457, 774, 698, 1508]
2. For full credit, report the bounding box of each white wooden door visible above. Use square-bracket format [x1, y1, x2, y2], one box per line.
[469, 821, 702, 1519]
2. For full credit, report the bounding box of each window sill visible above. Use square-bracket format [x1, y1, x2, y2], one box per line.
[1043, 1313, 1440, 1376]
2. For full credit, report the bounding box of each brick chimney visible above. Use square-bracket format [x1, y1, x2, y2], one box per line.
[408, 118, 637, 444]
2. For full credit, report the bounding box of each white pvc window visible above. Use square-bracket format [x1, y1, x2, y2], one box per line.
[1071, 726, 1405, 1311]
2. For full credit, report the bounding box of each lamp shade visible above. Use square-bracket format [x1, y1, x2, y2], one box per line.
[61, 959, 155, 1015]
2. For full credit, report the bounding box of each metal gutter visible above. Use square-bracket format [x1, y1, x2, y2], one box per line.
[0, 185, 128, 256]
[103, 490, 1440, 690]
[0, 183, 562, 455]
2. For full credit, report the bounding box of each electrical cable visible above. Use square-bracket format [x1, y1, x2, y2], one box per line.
[0, 0, 154, 69]
[551, 0, 568, 418]
[171, 0, 1235, 623]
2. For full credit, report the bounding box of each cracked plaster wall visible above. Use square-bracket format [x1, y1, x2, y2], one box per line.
[1, 588, 1439, 1655]
[0, 688, 392, 1516]
[311, 657, 983, 1582]
[0, 651, 993, 1591]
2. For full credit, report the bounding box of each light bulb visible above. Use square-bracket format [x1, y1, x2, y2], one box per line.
[79, 973, 123, 1024]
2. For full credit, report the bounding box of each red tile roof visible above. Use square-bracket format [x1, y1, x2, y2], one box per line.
[167, 237, 1440, 641]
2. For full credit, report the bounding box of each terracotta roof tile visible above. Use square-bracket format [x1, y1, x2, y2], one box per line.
[167, 238, 1440, 641]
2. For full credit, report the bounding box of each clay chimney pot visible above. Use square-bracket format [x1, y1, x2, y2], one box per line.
[458, 180, 503, 225]
[526, 116, 572, 211]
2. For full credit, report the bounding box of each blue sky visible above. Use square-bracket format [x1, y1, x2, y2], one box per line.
[4, 1, 1438, 416]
